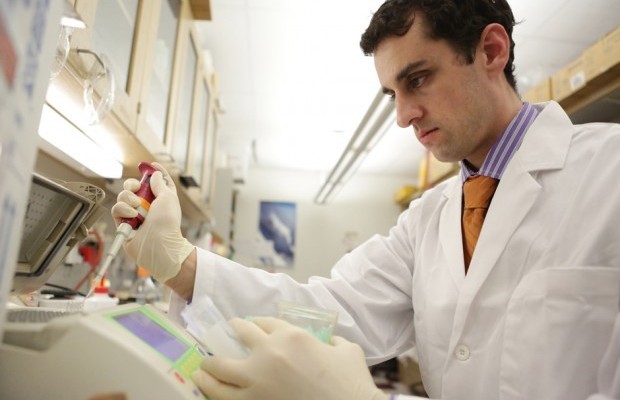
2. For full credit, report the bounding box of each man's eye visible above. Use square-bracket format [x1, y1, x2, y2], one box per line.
[385, 93, 396, 102]
[409, 75, 426, 89]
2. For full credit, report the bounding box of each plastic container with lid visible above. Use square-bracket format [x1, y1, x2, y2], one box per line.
[83, 286, 119, 312]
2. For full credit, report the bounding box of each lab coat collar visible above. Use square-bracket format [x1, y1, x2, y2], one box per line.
[439, 102, 574, 310]
[510, 101, 572, 173]
[439, 101, 574, 342]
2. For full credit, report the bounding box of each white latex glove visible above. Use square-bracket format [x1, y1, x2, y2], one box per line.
[192, 317, 389, 400]
[110, 162, 194, 283]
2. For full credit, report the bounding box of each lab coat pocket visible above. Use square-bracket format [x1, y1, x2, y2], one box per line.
[500, 266, 619, 400]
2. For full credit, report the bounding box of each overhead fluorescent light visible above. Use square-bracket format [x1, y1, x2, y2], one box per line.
[38, 104, 123, 179]
[314, 88, 395, 204]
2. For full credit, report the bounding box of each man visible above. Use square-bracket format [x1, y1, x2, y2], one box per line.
[112, 0, 620, 399]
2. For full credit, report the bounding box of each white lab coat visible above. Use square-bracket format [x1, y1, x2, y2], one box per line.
[172, 102, 620, 400]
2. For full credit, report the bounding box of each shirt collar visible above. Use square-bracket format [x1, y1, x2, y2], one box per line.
[460, 102, 539, 182]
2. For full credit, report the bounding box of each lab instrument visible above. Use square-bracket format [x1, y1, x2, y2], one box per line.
[12, 173, 106, 296]
[1, 303, 208, 399]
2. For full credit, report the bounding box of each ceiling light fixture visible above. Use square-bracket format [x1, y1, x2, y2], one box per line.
[314, 89, 395, 204]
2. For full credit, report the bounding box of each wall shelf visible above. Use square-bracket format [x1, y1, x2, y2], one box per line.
[562, 67, 620, 124]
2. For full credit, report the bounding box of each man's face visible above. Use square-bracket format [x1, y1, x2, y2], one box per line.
[374, 14, 498, 167]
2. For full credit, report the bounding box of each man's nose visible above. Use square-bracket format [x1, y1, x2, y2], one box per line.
[395, 96, 422, 128]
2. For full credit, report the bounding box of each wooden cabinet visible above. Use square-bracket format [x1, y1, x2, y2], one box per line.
[187, 69, 219, 207]
[169, 13, 198, 175]
[136, 0, 182, 157]
[167, 21, 221, 221]
[188, 76, 210, 188]
[42, 0, 217, 224]
[201, 106, 219, 205]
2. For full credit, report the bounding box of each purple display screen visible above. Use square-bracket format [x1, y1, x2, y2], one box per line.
[113, 311, 189, 362]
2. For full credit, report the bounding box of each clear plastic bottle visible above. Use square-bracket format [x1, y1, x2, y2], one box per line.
[129, 267, 162, 305]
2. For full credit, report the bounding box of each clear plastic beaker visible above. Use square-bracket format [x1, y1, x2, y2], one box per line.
[277, 301, 338, 343]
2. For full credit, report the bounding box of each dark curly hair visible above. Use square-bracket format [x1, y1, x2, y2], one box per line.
[360, 0, 517, 91]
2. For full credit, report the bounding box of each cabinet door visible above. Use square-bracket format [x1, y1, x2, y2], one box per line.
[186, 67, 218, 205]
[138, 0, 182, 156]
[71, 0, 152, 130]
[202, 108, 219, 205]
[170, 30, 198, 174]
[188, 76, 210, 188]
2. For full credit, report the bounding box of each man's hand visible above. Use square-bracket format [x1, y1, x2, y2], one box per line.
[110, 162, 194, 283]
[192, 317, 389, 400]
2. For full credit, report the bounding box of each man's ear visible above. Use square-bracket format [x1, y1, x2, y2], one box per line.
[478, 23, 510, 78]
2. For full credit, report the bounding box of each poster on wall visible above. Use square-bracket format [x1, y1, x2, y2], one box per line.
[257, 201, 296, 268]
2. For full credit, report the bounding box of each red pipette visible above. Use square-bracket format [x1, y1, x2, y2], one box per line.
[86, 162, 157, 297]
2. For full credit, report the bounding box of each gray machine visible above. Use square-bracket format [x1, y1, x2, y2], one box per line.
[1, 303, 208, 399]
[1, 173, 208, 399]
[11, 173, 106, 295]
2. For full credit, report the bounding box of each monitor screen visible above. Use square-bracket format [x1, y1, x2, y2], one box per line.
[113, 310, 189, 362]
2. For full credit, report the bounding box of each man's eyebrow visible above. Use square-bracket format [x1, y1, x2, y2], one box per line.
[396, 60, 427, 82]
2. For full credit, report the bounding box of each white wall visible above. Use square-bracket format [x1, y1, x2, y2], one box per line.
[230, 167, 413, 282]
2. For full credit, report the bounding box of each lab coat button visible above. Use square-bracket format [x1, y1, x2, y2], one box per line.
[455, 344, 470, 361]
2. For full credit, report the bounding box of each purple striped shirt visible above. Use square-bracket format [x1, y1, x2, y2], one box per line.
[461, 102, 539, 182]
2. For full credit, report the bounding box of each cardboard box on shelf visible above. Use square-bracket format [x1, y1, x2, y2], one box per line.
[551, 56, 587, 101]
[583, 27, 620, 81]
[601, 27, 620, 72]
[523, 77, 552, 103]
[583, 40, 607, 81]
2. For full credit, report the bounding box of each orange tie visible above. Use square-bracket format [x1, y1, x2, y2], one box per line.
[462, 175, 499, 273]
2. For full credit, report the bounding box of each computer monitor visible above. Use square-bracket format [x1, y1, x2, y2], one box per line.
[11, 173, 106, 295]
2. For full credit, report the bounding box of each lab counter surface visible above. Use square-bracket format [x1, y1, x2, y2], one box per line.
[0, 303, 208, 399]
